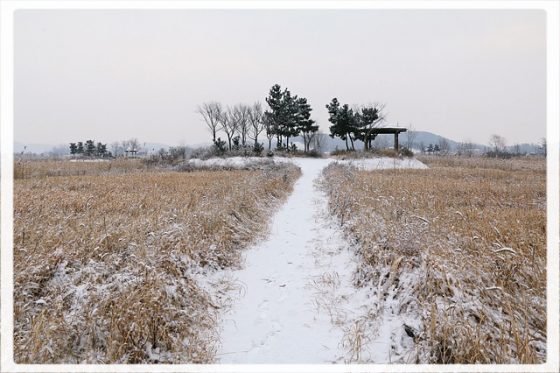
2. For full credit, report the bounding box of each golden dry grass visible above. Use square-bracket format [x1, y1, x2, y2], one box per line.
[322, 156, 546, 363]
[14, 162, 300, 363]
[14, 159, 147, 179]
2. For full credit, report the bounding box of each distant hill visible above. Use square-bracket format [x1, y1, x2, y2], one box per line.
[504, 143, 543, 154]
[293, 130, 483, 153]
[400, 131, 465, 151]
[307, 131, 544, 154]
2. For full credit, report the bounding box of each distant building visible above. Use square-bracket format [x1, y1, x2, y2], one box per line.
[125, 147, 138, 157]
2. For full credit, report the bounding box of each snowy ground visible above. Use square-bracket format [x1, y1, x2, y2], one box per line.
[185, 157, 274, 169]
[214, 157, 427, 363]
[333, 157, 428, 170]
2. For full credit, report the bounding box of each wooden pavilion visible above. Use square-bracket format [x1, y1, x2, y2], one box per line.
[372, 127, 407, 150]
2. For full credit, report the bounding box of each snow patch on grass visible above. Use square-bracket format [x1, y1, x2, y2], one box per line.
[182, 157, 276, 170]
[334, 157, 428, 170]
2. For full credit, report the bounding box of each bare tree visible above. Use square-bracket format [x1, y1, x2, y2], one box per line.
[438, 138, 450, 155]
[247, 102, 265, 146]
[220, 107, 239, 151]
[263, 114, 275, 151]
[232, 104, 250, 147]
[457, 140, 475, 157]
[111, 141, 121, 157]
[405, 123, 416, 150]
[128, 138, 139, 151]
[312, 130, 328, 153]
[120, 140, 129, 155]
[301, 129, 317, 153]
[489, 134, 506, 156]
[197, 102, 223, 143]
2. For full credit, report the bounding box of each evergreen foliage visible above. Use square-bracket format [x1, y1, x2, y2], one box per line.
[326, 98, 384, 151]
[264, 84, 317, 152]
[69, 140, 109, 158]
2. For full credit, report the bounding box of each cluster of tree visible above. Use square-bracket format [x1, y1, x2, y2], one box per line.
[456, 141, 478, 157]
[142, 146, 190, 166]
[417, 134, 547, 158]
[264, 84, 318, 152]
[419, 138, 450, 155]
[197, 101, 267, 153]
[486, 135, 546, 158]
[69, 140, 110, 157]
[110, 138, 141, 157]
[197, 84, 319, 154]
[326, 98, 385, 151]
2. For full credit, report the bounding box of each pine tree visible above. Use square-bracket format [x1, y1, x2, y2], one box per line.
[326, 98, 356, 150]
[265, 84, 284, 148]
[264, 84, 312, 150]
[232, 136, 240, 150]
[282, 89, 300, 150]
[69, 143, 77, 155]
[213, 137, 227, 155]
[77, 142, 84, 154]
[342, 105, 357, 150]
[96, 142, 105, 157]
[296, 97, 318, 152]
[85, 140, 95, 156]
[253, 142, 264, 155]
[354, 106, 381, 150]
[326, 98, 346, 148]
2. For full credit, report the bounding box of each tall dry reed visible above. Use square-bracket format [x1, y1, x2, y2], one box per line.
[14, 163, 300, 363]
[322, 157, 546, 363]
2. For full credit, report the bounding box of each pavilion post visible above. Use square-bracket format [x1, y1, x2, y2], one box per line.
[394, 133, 399, 151]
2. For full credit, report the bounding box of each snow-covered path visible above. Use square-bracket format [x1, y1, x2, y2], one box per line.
[217, 158, 366, 363]
[216, 157, 427, 363]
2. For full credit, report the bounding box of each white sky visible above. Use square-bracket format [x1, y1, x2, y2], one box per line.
[14, 9, 546, 146]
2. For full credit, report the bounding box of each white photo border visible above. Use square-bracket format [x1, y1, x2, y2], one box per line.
[1, 1, 558, 372]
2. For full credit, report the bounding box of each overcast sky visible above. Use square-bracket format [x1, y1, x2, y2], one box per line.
[15, 9, 546, 147]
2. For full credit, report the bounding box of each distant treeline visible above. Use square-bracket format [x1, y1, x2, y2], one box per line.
[69, 140, 109, 157]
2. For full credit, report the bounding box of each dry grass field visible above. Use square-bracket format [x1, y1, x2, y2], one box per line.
[14, 158, 148, 180]
[14, 160, 300, 363]
[322, 156, 546, 363]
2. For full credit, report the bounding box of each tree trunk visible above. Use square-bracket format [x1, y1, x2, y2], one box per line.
[349, 135, 355, 151]
[365, 131, 372, 151]
[227, 136, 232, 151]
[345, 137, 349, 151]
